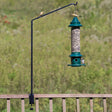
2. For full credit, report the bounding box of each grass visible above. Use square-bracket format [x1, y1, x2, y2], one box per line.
[0, 0, 112, 111]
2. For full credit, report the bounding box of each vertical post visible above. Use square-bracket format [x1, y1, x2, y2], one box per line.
[7, 98, 10, 112]
[21, 98, 25, 112]
[62, 98, 66, 112]
[49, 98, 53, 112]
[29, 20, 34, 105]
[103, 98, 107, 112]
[31, 20, 33, 96]
[90, 98, 93, 112]
[36, 98, 39, 112]
[76, 98, 80, 112]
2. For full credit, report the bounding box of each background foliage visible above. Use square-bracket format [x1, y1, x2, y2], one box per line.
[0, 0, 112, 111]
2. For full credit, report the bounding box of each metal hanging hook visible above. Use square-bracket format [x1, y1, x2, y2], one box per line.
[73, 1, 82, 18]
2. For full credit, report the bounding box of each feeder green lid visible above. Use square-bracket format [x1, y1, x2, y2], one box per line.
[69, 16, 82, 27]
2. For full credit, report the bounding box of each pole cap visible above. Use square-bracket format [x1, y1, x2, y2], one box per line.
[69, 16, 82, 27]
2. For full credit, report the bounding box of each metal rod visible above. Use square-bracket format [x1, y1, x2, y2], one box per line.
[31, 21, 33, 95]
[31, 2, 78, 21]
[29, 2, 78, 106]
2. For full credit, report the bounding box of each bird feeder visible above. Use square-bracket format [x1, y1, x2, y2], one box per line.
[68, 15, 85, 67]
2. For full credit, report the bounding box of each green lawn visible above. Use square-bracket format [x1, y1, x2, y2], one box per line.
[0, 0, 112, 111]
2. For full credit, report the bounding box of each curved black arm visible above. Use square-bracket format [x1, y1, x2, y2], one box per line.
[29, 2, 78, 108]
[31, 2, 77, 22]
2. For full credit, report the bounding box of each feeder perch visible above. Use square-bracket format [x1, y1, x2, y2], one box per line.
[68, 15, 85, 67]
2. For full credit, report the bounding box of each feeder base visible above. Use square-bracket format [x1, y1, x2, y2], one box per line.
[68, 52, 85, 67]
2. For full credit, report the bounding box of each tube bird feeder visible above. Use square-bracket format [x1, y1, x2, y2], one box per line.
[68, 15, 85, 67]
